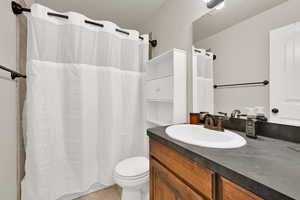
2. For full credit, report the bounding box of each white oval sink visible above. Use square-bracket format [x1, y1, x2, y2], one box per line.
[166, 124, 247, 149]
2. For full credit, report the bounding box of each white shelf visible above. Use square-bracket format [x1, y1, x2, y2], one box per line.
[146, 76, 173, 101]
[146, 49, 186, 81]
[145, 49, 187, 127]
[147, 49, 172, 66]
[146, 99, 173, 103]
[147, 49, 186, 65]
[196, 77, 213, 81]
[146, 75, 173, 82]
[146, 101, 173, 125]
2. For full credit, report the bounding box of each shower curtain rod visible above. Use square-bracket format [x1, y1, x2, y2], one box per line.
[11, 1, 158, 47]
[194, 49, 217, 60]
[0, 65, 27, 80]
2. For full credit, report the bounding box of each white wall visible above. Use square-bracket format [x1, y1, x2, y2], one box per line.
[140, 0, 300, 117]
[138, 0, 209, 115]
[139, 0, 209, 57]
[195, 0, 300, 115]
[0, 0, 17, 199]
[24, 0, 35, 6]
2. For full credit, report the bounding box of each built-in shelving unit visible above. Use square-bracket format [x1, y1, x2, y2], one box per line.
[146, 49, 187, 127]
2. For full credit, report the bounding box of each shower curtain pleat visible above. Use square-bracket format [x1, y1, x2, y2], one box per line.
[196, 52, 214, 114]
[22, 4, 149, 200]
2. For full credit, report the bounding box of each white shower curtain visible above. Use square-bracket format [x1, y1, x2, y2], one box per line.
[193, 48, 214, 114]
[22, 4, 149, 200]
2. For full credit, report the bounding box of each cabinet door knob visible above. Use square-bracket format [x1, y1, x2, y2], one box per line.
[272, 108, 279, 114]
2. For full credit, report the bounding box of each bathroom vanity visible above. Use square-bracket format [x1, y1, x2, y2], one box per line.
[147, 0, 300, 199]
[147, 126, 300, 200]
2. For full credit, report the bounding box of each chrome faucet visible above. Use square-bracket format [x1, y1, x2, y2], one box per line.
[231, 109, 241, 118]
[218, 112, 228, 120]
[203, 114, 215, 126]
[203, 114, 225, 132]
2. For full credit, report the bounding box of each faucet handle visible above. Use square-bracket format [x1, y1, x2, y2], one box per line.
[199, 112, 209, 123]
[231, 109, 241, 118]
[218, 112, 228, 119]
[200, 112, 209, 115]
[214, 115, 225, 132]
[237, 114, 247, 118]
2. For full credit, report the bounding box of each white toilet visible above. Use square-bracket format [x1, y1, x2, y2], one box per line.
[114, 157, 149, 200]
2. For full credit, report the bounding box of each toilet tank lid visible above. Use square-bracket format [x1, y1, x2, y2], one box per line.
[115, 157, 149, 177]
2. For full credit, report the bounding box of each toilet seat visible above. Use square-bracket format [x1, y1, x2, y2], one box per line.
[115, 171, 148, 181]
[115, 157, 149, 179]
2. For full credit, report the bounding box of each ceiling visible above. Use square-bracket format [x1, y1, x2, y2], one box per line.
[33, 0, 168, 30]
[193, 0, 288, 43]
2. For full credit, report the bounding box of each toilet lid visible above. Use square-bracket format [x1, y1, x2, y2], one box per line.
[115, 157, 149, 178]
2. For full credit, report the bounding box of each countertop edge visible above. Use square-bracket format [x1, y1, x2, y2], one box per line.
[147, 129, 294, 200]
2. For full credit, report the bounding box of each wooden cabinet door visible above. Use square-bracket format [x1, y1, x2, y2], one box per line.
[219, 177, 263, 200]
[150, 139, 215, 200]
[150, 158, 205, 200]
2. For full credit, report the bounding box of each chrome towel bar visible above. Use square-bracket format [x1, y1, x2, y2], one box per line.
[214, 80, 269, 89]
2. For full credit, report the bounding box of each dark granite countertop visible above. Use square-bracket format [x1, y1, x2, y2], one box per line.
[147, 126, 300, 200]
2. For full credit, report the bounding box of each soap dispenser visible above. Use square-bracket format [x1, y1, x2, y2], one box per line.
[245, 107, 257, 139]
[255, 106, 268, 122]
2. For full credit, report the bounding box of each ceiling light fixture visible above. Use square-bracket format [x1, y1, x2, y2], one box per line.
[202, 0, 212, 3]
[206, 0, 225, 10]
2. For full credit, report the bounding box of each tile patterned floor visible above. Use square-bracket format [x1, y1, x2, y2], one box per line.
[75, 185, 121, 200]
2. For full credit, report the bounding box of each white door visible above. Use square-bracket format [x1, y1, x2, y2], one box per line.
[270, 22, 300, 126]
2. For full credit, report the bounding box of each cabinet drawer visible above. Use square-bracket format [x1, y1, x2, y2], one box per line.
[219, 177, 263, 200]
[146, 77, 173, 101]
[150, 139, 215, 200]
[151, 158, 205, 200]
